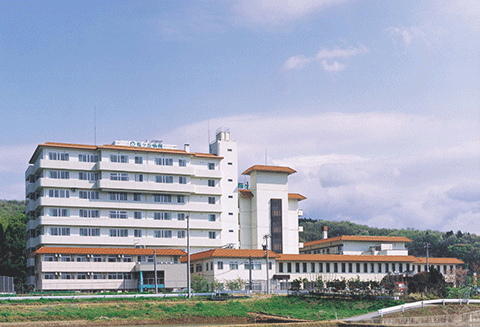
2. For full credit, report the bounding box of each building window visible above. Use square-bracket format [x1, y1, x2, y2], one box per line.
[270, 199, 283, 254]
[208, 163, 215, 170]
[134, 229, 142, 237]
[156, 175, 173, 183]
[110, 155, 128, 163]
[109, 229, 128, 237]
[208, 231, 216, 239]
[349, 263, 353, 273]
[177, 213, 185, 221]
[399, 263, 403, 272]
[154, 230, 172, 238]
[228, 212, 233, 215]
[44, 255, 54, 262]
[61, 273, 73, 280]
[311, 262, 315, 273]
[228, 195, 233, 198]
[48, 189, 70, 198]
[50, 227, 70, 236]
[319, 263, 323, 273]
[109, 192, 127, 201]
[79, 191, 99, 199]
[109, 211, 128, 219]
[208, 179, 215, 187]
[76, 255, 87, 262]
[326, 263, 330, 273]
[179, 159, 186, 167]
[133, 193, 142, 202]
[49, 171, 69, 179]
[179, 176, 187, 184]
[208, 214, 216, 222]
[110, 173, 129, 181]
[134, 174, 143, 182]
[227, 162, 233, 165]
[92, 255, 102, 262]
[135, 156, 143, 164]
[229, 263, 238, 270]
[61, 255, 72, 262]
[287, 263, 292, 273]
[154, 212, 172, 220]
[279, 262, 284, 273]
[79, 172, 98, 181]
[378, 263, 382, 273]
[78, 154, 98, 162]
[208, 197, 216, 204]
[44, 273, 55, 280]
[79, 228, 100, 236]
[342, 263, 346, 273]
[333, 263, 338, 273]
[154, 194, 172, 203]
[177, 195, 185, 204]
[303, 262, 307, 273]
[49, 208, 70, 217]
[154, 158, 173, 166]
[227, 149, 232, 152]
[49, 152, 69, 161]
[134, 211, 142, 219]
[370, 263, 375, 273]
[392, 263, 396, 272]
[218, 262, 223, 270]
[177, 230, 185, 238]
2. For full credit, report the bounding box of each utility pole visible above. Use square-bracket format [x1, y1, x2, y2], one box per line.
[249, 256, 253, 292]
[263, 234, 271, 295]
[187, 215, 191, 299]
[425, 232, 430, 273]
[154, 249, 158, 294]
[425, 242, 430, 272]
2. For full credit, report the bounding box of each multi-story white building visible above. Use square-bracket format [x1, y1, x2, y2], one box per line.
[25, 130, 238, 258]
[300, 227, 411, 256]
[25, 130, 307, 291]
[238, 165, 306, 254]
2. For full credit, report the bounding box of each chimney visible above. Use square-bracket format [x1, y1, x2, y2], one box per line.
[184, 144, 190, 153]
[322, 226, 328, 240]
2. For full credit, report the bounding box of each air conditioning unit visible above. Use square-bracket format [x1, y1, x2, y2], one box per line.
[55, 254, 59, 258]
[54, 272, 59, 276]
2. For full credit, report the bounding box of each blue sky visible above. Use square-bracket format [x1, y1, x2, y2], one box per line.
[1, 0, 479, 233]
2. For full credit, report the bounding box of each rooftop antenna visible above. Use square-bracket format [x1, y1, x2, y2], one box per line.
[265, 148, 267, 165]
[208, 119, 210, 144]
[94, 106, 97, 146]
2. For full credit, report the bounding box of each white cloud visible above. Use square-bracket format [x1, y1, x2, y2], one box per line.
[233, 0, 350, 26]
[386, 25, 426, 47]
[321, 60, 346, 72]
[282, 44, 368, 72]
[160, 112, 480, 233]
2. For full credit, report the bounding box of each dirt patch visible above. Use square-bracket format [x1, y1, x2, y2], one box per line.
[385, 304, 480, 318]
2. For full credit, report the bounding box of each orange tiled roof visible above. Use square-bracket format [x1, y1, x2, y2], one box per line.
[29, 142, 222, 163]
[277, 254, 419, 263]
[30, 247, 186, 257]
[239, 189, 253, 197]
[415, 257, 464, 265]
[303, 235, 412, 248]
[288, 193, 307, 201]
[180, 249, 279, 263]
[242, 165, 296, 175]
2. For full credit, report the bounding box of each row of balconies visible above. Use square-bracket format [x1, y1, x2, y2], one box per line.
[26, 234, 222, 250]
[26, 178, 224, 198]
[27, 160, 224, 180]
[26, 197, 222, 215]
[26, 216, 223, 232]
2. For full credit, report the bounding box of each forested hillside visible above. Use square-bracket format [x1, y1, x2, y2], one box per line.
[0, 200, 27, 291]
[300, 218, 480, 269]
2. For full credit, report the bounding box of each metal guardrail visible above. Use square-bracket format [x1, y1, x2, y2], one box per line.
[378, 299, 480, 317]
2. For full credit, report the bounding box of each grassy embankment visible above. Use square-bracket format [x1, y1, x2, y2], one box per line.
[0, 296, 402, 324]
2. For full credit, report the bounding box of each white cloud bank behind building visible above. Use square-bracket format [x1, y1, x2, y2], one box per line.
[162, 112, 480, 234]
[3, 111, 479, 235]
